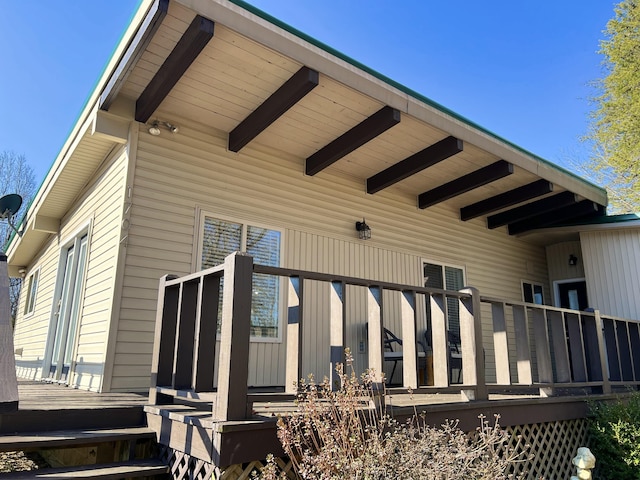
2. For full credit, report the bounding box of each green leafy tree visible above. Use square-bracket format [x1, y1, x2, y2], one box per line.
[586, 0, 640, 212]
[0, 151, 37, 325]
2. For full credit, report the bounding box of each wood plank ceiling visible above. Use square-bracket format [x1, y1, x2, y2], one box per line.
[100, 0, 606, 236]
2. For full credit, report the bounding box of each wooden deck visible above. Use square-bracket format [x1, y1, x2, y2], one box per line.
[0, 381, 149, 434]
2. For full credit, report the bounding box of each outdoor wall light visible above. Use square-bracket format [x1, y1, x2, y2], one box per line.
[148, 120, 179, 136]
[355, 218, 371, 240]
[568, 254, 578, 266]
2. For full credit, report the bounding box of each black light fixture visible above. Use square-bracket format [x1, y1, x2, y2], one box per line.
[355, 218, 371, 240]
[568, 254, 578, 266]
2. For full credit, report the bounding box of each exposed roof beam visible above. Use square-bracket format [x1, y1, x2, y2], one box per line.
[460, 179, 554, 221]
[508, 201, 605, 235]
[487, 190, 578, 229]
[135, 15, 214, 123]
[229, 67, 319, 152]
[367, 136, 463, 194]
[418, 160, 513, 209]
[101, 0, 169, 111]
[305, 106, 401, 176]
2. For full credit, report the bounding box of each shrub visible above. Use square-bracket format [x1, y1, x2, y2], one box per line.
[258, 351, 529, 479]
[588, 392, 640, 480]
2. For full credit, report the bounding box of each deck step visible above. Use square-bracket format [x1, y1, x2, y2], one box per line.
[0, 426, 156, 452]
[0, 458, 168, 479]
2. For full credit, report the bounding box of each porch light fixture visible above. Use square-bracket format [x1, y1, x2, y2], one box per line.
[355, 218, 371, 240]
[568, 254, 578, 266]
[148, 120, 179, 136]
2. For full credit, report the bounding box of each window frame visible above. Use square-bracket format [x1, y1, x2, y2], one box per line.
[521, 280, 545, 305]
[421, 258, 466, 332]
[23, 267, 41, 317]
[196, 210, 285, 343]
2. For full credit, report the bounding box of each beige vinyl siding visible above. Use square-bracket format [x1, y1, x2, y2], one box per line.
[112, 123, 549, 390]
[580, 230, 640, 320]
[12, 149, 128, 391]
[545, 241, 585, 305]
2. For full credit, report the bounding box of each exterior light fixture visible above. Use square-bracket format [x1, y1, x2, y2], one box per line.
[568, 254, 578, 266]
[355, 218, 371, 240]
[148, 120, 179, 136]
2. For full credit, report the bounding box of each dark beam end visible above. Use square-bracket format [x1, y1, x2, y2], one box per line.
[229, 67, 319, 152]
[460, 179, 554, 221]
[305, 106, 401, 176]
[367, 136, 463, 194]
[135, 15, 215, 123]
[418, 160, 513, 209]
[487, 190, 578, 229]
[508, 200, 603, 235]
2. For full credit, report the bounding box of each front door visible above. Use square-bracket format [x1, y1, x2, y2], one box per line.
[557, 280, 589, 311]
[48, 234, 88, 381]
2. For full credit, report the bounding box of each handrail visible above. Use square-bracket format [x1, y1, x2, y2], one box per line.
[149, 252, 640, 421]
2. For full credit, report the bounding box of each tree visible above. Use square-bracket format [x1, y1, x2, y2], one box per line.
[0, 151, 37, 325]
[585, 0, 640, 212]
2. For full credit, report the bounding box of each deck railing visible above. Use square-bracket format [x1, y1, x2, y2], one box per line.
[149, 252, 640, 421]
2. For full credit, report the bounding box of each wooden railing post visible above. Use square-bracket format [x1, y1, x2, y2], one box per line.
[0, 253, 18, 412]
[285, 276, 303, 394]
[430, 293, 448, 388]
[149, 274, 179, 405]
[491, 302, 511, 385]
[459, 287, 486, 400]
[512, 305, 533, 385]
[400, 291, 418, 389]
[215, 252, 253, 421]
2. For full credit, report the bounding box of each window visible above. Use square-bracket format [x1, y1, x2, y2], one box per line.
[23, 268, 40, 316]
[200, 215, 282, 339]
[522, 282, 544, 305]
[423, 261, 465, 333]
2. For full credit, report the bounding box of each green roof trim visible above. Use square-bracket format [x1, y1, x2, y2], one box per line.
[227, 0, 606, 196]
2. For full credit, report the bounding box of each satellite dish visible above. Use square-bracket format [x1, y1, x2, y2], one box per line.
[0, 194, 22, 219]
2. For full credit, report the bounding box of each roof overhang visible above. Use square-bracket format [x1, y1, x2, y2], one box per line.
[7, 0, 610, 271]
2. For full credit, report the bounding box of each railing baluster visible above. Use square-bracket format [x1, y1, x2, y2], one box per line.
[193, 273, 220, 392]
[173, 279, 199, 389]
[594, 311, 612, 393]
[566, 312, 586, 382]
[285, 276, 303, 394]
[430, 293, 448, 387]
[603, 316, 621, 381]
[628, 322, 640, 381]
[329, 280, 345, 390]
[366, 286, 384, 385]
[581, 313, 603, 383]
[459, 287, 486, 400]
[491, 302, 511, 385]
[548, 310, 570, 383]
[512, 305, 532, 385]
[616, 321, 634, 381]
[400, 291, 418, 389]
[150, 275, 179, 404]
[215, 252, 253, 421]
[531, 308, 553, 385]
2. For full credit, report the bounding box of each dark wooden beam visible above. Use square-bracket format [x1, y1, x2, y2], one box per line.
[101, 0, 169, 111]
[487, 190, 578, 229]
[508, 200, 604, 235]
[367, 136, 463, 194]
[135, 15, 214, 123]
[417, 160, 513, 209]
[229, 67, 319, 152]
[305, 106, 401, 176]
[460, 179, 554, 221]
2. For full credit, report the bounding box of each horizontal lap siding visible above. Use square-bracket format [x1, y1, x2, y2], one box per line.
[581, 230, 640, 320]
[13, 149, 127, 391]
[114, 125, 548, 390]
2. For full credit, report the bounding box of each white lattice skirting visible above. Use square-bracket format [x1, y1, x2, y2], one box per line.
[161, 418, 589, 480]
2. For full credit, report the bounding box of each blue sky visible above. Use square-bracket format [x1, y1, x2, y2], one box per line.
[0, 1, 616, 186]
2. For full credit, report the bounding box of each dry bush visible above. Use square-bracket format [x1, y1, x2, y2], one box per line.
[257, 351, 530, 479]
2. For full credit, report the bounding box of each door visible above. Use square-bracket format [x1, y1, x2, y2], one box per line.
[48, 234, 89, 381]
[557, 281, 589, 311]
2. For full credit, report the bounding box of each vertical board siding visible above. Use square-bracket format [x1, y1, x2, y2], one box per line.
[112, 126, 550, 390]
[581, 230, 640, 320]
[12, 149, 128, 391]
